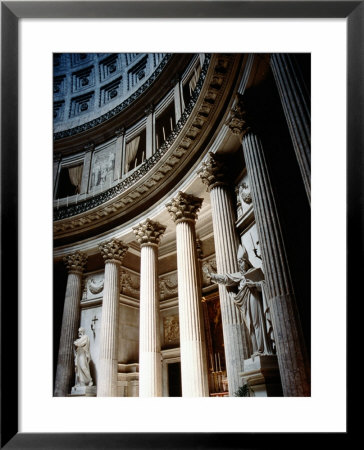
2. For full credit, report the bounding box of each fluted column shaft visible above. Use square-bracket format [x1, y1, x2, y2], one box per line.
[198, 153, 249, 396]
[54, 251, 87, 396]
[176, 220, 209, 397]
[166, 192, 209, 397]
[209, 185, 249, 395]
[97, 239, 128, 397]
[242, 131, 310, 396]
[133, 218, 166, 397]
[139, 244, 162, 396]
[270, 53, 311, 203]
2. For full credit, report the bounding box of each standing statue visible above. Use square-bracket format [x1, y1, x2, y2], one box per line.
[208, 245, 275, 357]
[73, 327, 93, 387]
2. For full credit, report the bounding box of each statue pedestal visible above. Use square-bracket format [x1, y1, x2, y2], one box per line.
[240, 355, 283, 397]
[70, 385, 97, 397]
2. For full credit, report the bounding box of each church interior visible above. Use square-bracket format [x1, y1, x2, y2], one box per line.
[53, 52, 311, 398]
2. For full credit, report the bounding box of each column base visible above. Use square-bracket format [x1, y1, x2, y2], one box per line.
[240, 354, 283, 397]
[117, 363, 139, 397]
[70, 385, 97, 396]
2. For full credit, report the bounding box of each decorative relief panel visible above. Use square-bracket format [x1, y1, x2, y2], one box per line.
[120, 269, 140, 299]
[163, 315, 180, 346]
[72, 66, 95, 93]
[100, 77, 123, 106]
[99, 54, 120, 82]
[89, 142, 116, 190]
[159, 273, 178, 301]
[236, 174, 253, 219]
[69, 92, 94, 118]
[82, 271, 104, 301]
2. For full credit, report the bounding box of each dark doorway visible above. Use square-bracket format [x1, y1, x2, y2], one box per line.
[168, 362, 182, 397]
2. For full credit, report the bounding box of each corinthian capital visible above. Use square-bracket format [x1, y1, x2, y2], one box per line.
[226, 94, 250, 136]
[166, 191, 203, 223]
[198, 152, 227, 191]
[132, 219, 166, 246]
[63, 251, 87, 274]
[99, 239, 128, 264]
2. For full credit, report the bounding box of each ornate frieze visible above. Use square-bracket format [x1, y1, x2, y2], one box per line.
[159, 273, 178, 301]
[87, 276, 104, 295]
[120, 269, 140, 298]
[63, 251, 87, 274]
[132, 219, 166, 247]
[163, 315, 180, 345]
[166, 191, 203, 223]
[198, 152, 227, 191]
[99, 239, 128, 264]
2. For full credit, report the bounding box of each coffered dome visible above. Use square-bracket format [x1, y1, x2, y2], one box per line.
[53, 53, 168, 135]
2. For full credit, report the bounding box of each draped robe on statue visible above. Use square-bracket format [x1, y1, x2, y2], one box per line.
[212, 267, 274, 356]
[74, 331, 93, 387]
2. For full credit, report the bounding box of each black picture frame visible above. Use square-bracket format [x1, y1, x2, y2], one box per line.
[1, 1, 358, 448]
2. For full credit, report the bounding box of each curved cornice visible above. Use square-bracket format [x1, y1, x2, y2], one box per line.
[54, 54, 245, 243]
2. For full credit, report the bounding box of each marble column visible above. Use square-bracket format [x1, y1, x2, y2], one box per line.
[270, 53, 311, 203]
[97, 239, 128, 397]
[133, 219, 166, 397]
[145, 104, 155, 158]
[198, 153, 249, 396]
[54, 251, 87, 396]
[241, 126, 310, 396]
[166, 192, 209, 397]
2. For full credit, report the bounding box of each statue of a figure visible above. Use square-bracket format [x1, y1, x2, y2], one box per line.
[73, 327, 93, 387]
[208, 245, 275, 357]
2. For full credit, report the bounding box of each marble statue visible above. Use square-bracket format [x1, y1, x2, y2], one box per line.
[73, 327, 93, 387]
[208, 245, 275, 357]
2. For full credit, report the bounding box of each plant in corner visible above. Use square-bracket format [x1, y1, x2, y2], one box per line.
[234, 384, 255, 397]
